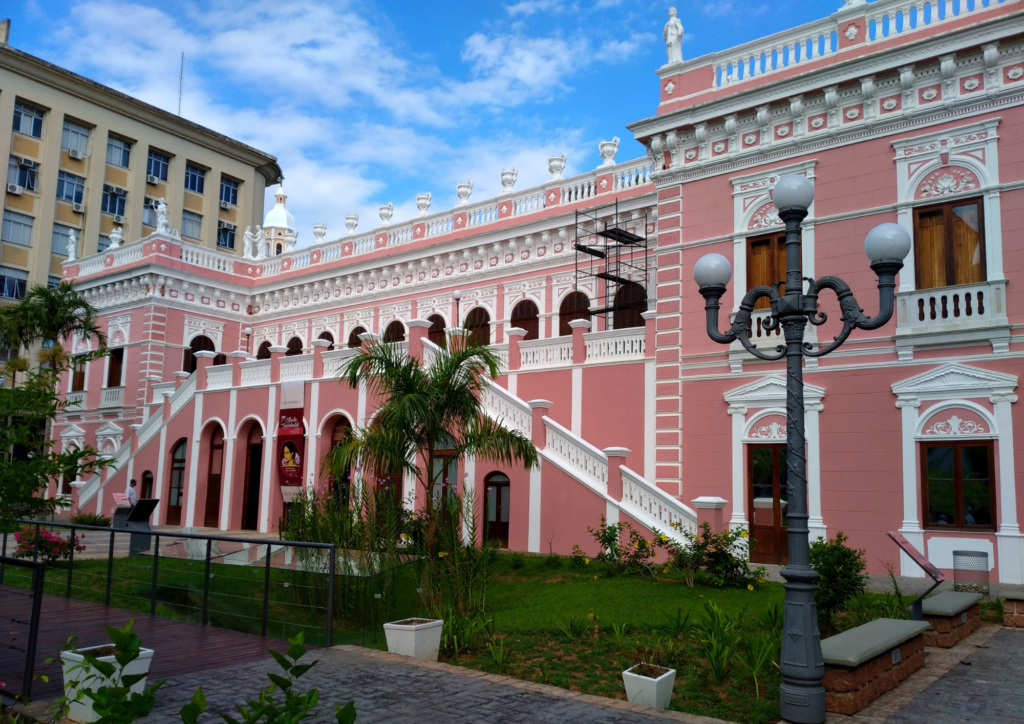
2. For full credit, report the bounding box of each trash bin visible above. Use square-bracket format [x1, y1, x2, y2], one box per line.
[952, 550, 988, 595]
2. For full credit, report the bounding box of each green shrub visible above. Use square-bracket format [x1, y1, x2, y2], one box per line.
[809, 531, 867, 624]
[70, 511, 111, 527]
[507, 552, 526, 570]
[661, 522, 766, 589]
[569, 544, 587, 569]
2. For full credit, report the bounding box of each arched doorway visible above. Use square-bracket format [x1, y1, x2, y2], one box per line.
[141, 470, 153, 499]
[256, 341, 272, 359]
[347, 326, 366, 348]
[559, 291, 591, 336]
[326, 416, 353, 506]
[166, 439, 187, 526]
[204, 426, 225, 528]
[241, 424, 263, 531]
[613, 282, 646, 330]
[318, 331, 335, 351]
[484, 472, 511, 548]
[182, 335, 225, 373]
[382, 321, 406, 343]
[748, 445, 788, 565]
[510, 300, 539, 340]
[285, 337, 303, 356]
[427, 315, 447, 348]
[464, 308, 490, 347]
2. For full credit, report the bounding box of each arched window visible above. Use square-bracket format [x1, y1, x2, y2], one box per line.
[464, 308, 490, 347]
[285, 337, 303, 356]
[383, 320, 406, 343]
[275, 242, 283, 255]
[510, 300, 540, 341]
[327, 416, 353, 506]
[559, 291, 591, 336]
[613, 282, 647, 330]
[318, 331, 335, 351]
[347, 326, 366, 349]
[256, 340, 272, 359]
[427, 315, 447, 349]
[182, 335, 223, 373]
[141, 470, 153, 499]
[484, 472, 511, 548]
[167, 439, 187, 526]
[204, 427, 224, 528]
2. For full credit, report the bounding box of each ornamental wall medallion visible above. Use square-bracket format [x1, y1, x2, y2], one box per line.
[923, 415, 987, 436]
[916, 167, 978, 199]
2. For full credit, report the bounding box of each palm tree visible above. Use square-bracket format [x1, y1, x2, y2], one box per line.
[0, 281, 105, 351]
[323, 336, 538, 513]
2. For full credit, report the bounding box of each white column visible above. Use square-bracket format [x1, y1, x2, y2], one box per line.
[983, 191, 1004, 281]
[896, 207, 915, 292]
[462, 455, 475, 541]
[154, 426, 168, 523]
[644, 358, 656, 481]
[896, 396, 924, 576]
[805, 401, 826, 542]
[220, 389, 237, 530]
[993, 391, 1023, 584]
[728, 405, 747, 529]
[357, 379, 367, 426]
[307, 380, 320, 495]
[571, 366, 583, 436]
[731, 237, 746, 313]
[260, 385, 276, 533]
[528, 459, 542, 553]
[183, 392, 204, 530]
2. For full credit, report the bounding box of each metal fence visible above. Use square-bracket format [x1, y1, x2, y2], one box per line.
[0, 556, 44, 702]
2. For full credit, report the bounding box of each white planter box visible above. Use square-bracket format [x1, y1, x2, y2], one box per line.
[622, 663, 676, 710]
[60, 646, 154, 723]
[383, 618, 443, 661]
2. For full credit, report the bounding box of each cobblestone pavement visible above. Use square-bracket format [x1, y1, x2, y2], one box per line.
[140, 646, 726, 724]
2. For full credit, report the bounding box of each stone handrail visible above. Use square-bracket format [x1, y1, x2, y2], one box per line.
[896, 279, 1008, 335]
[422, 338, 443, 368]
[490, 343, 509, 373]
[136, 408, 163, 448]
[481, 378, 532, 438]
[519, 336, 573, 369]
[180, 244, 234, 273]
[542, 415, 609, 493]
[583, 327, 645, 363]
[150, 380, 175, 403]
[620, 465, 697, 538]
[322, 347, 360, 378]
[66, 390, 85, 409]
[279, 354, 314, 382]
[168, 374, 196, 418]
[206, 365, 234, 390]
[239, 359, 271, 386]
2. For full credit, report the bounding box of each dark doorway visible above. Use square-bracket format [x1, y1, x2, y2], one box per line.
[427, 315, 447, 348]
[166, 439, 187, 526]
[748, 445, 789, 565]
[613, 282, 646, 330]
[510, 300, 540, 340]
[464, 308, 490, 346]
[204, 427, 225, 528]
[484, 472, 511, 548]
[559, 291, 590, 336]
[242, 426, 263, 531]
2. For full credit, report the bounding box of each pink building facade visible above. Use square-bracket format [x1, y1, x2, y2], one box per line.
[54, 0, 1024, 583]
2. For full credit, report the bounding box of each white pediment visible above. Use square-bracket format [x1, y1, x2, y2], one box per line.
[892, 363, 1018, 401]
[724, 375, 825, 408]
[60, 424, 86, 439]
[95, 421, 124, 437]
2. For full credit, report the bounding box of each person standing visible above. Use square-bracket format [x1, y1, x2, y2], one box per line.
[127, 478, 138, 505]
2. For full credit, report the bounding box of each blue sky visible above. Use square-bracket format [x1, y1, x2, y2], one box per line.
[7, 0, 842, 245]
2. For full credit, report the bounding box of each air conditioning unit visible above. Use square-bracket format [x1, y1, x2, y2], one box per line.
[218, 220, 236, 231]
[68, 148, 85, 160]
[110, 185, 127, 196]
[219, 200, 231, 210]
[72, 202, 86, 214]
[6, 183, 23, 196]
[146, 174, 159, 185]
[113, 214, 126, 224]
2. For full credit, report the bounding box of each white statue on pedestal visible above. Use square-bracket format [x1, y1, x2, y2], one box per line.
[67, 229, 78, 260]
[242, 226, 257, 259]
[664, 7, 684, 65]
[313, 222, 327, 244]
[254, 225, 267, 259]
[108, 226, 123, 249]
[155, 198, 178, 237]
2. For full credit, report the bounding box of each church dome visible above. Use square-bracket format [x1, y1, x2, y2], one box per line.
[263, 184, 295, 231]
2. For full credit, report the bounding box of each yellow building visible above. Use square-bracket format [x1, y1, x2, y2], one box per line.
[0, 19, 281, 301]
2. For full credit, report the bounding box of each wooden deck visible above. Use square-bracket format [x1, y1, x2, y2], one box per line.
[0, 585, 287, 701]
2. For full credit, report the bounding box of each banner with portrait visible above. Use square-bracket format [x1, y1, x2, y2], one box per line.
[278, 381, 305, 487]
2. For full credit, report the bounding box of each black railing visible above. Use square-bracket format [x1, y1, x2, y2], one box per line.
[0, 556, 44, 702]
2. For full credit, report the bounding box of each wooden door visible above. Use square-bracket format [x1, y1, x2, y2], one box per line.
[748, 445, 789, 565]
[166, 440, 187, 526]
[204, 429, 224, 528]
[485, 475, 510, 548]
[242, 441, 262, 531]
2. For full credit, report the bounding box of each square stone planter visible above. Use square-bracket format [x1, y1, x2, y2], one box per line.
[383, 618, 443, 661]
[61, 645, 154, 723]
[622, 663, 676, 710]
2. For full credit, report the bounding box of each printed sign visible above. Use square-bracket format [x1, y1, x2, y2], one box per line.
[278, 408, 304, 486]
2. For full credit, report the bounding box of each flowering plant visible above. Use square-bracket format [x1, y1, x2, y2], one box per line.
[13, 526, 85, 564]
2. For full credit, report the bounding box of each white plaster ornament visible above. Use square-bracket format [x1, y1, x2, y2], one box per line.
[313, 222, 327, 244]
[663, 7, 683, 65]
[599, 137, 620, 167]
[345, 214, 359, 235]
[416, 193, 432, 216]
[108, 226, 123, 249]
[548, 154, 566, 180]
[500, 168, 518, 194]
[457, 180, 473, 205]
[379, 202, 394, 226]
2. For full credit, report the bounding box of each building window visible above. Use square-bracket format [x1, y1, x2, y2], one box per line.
[613, 282, 647, 330]
[7, 155, 38, 191]
[747, 232, 798, 309]
[217, 224, 235, 249]
[141, 470, 154, 498]
[220, 177, 238, 206]
[106, 137, 132, 168]
[101, 184, 127, 216]
[347, 326, 366, 348]
[922, 441, 995, 531]
[0, 266, 28, 300]
[914, 199, 985, 290]
[142, 198, 157, 227]
[256, 340, 272, 359]
[147, 150, 170, 181]
[13, 102, 44, 138]
[182, 211, 202, 239]
[98, 235, 112, 253]
[382, 321, 405, 343]
[1, 211, 34, 246]
[71, 356, 86, 392]
[61, 120, 91, 156]
[427, 315, 446, 348]
[106, 348, 124, 387]
[464, 308, 491, 346]
[51, 224, 74, 256]
[510, 300, 540, 341]
[48, 276, 61, 288]
[56, 171, 86, 204]
[184, 164, 206, 194]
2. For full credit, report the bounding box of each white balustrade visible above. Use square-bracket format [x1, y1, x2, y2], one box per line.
[290, 252, 311, 270]
[180, 245, 233, 273]
[77, 256, 107, 276]
[112, 441, 132, 471]
[562, 178, 595, 204]
[584, 328, 645, 363]
[620, 466, 697, 539]
[99, 386, 124, 409]
[489, 343, 509, 373]
[425, 216, 455, 237]
[511, 191, 546, 217]
[239, 359, 271, 386]
[613, 161, 655, 191]
[136, 409, 163, 448]
[206, 365, 234, 390]
[279, 354, 314, 382]
[467, 203, 499, 228]
[422, 338, 442, 369]
[169, 375, 196, 417]
[387, 227, 414, 247]
[519, 337, 573, 369]
[322, 347, 360, 378]
[481, 378, 532, 438]
[543, 416, 608, 493]
[262, 258, 282, 276]
[66, 391, 85, 409]
[352, 236, 375, 255]
[150, 380, 175, 403]
[896, 280, 1008, 335]
[321, 242, 344, 262]
[750, 309, 783, 340]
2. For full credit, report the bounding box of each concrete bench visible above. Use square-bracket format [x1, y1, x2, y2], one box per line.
[910, 591, 983, 647]
[1003, 590, 1024, 628]
[821, 618, 931, 715]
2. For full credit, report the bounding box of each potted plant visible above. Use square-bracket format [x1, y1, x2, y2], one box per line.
[58, 620, 157, 723]
[622, 645, 676, 710]
[383, 618, 444, 661]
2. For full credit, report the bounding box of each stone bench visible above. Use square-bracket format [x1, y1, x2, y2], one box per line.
[821, 618, 931, 715]
[910, 591, 983, 647]
[1003, 590, 1024, 628]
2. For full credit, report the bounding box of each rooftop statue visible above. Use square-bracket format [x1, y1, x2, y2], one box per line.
[664, 7, 684, 65]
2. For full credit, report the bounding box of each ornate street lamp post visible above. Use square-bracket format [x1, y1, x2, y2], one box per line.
[692, 175, 912, 724]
